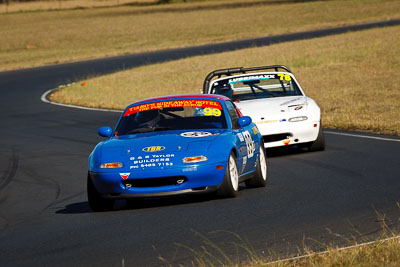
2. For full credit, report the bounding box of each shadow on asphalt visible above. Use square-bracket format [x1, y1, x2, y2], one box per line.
[55, 192, 224, 214]
[266, 145, 309, 158]
[55, 202, 92, 214]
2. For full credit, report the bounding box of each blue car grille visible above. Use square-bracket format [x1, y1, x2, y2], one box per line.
[122, 176, 188, 188]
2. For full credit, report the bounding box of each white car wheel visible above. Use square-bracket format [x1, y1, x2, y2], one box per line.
[308, 124, 325, 151]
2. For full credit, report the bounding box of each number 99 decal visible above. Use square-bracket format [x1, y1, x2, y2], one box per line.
[203, 107, 221, 117]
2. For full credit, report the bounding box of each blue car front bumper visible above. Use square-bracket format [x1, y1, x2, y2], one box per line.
[89, 162, 227, 198]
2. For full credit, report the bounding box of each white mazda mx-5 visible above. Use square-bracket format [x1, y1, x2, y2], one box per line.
[203, 65, 325, 151]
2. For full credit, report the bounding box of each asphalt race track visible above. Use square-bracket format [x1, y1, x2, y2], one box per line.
[1, 21, 400, 266]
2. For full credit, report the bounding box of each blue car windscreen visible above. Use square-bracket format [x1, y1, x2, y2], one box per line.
[115, 104, 228, 136]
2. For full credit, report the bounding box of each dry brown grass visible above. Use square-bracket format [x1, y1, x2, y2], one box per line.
[51, 25, 400, 135]
[1, 0, 399, 71]
[260, 237, 400, 267]
[158, 227, 400, 266]
[0, 0, 157, 13]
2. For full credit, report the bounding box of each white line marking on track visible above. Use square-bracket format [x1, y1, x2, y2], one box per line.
[325, 131, 400, 143]
[266, 235, 400, 265]
[41, 88, 122, 113]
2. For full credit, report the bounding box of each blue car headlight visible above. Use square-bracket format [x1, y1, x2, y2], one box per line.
[100, 162, 123, 168]
[182, 156, 208, 163]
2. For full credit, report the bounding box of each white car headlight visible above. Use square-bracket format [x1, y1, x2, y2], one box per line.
[289, 116, 308, 122]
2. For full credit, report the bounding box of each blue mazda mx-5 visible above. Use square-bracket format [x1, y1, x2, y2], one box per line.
[88, 94, 267, 211]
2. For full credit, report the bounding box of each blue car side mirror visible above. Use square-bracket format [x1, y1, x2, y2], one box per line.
[237, 116, 252, 128]
[98, 126, 113, 137]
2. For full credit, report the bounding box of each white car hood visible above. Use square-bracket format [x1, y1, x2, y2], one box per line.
[235, 96, 307, 121]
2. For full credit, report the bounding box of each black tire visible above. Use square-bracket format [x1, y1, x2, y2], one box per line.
[308, 124, 325, 152]
[217, 152, 239, 198]
[245, 142, 267, 188]
[87, 174, 114, 212]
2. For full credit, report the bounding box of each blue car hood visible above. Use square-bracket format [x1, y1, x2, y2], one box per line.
[103, 129, 226, 152]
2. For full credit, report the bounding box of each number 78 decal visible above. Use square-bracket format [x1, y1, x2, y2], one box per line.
[277, 74, 292, 81]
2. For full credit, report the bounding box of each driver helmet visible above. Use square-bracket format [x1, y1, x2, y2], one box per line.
[136, 109, 161, 128]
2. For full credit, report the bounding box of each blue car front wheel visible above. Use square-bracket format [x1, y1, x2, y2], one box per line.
[245, 142, 267, 188]
[217, 151, 239, 198]
[87, 174, 115, 212]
